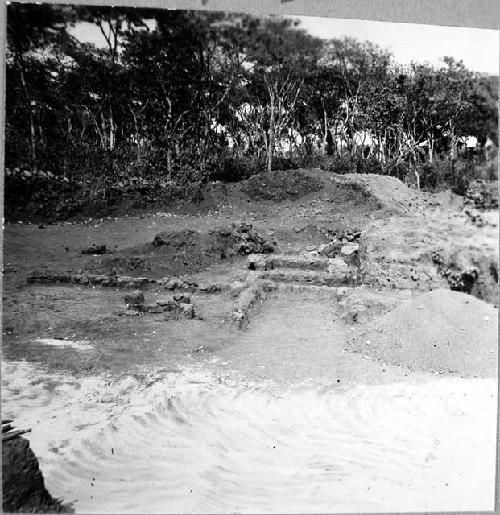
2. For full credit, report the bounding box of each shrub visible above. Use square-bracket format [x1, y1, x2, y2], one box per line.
[450, 160, 477, 196]
[355, 156, 384, 175]
[319, 153, 356, 174]
[208, 155, 262, 183]
[385, 160, 410, 182]
[271, 155, 302, 171]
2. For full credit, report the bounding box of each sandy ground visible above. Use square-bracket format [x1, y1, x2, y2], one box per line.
[1, 171, 498, 513]
[2, 361, 496, 513]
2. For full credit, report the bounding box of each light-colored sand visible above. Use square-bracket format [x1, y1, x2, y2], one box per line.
[1, 360, 496, 513]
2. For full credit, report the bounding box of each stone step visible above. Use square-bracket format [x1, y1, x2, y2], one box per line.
[258, 268, 357, 287]
[267, 255, 331, 271]
[228, 280, 276, 329]
[248, 253, 357, 273]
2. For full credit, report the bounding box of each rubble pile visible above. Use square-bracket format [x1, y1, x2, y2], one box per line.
[120, 290, 197, 319]
[465, 180, 498, 210]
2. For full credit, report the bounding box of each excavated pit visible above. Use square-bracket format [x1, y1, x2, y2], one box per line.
[2, 170, 497, 513]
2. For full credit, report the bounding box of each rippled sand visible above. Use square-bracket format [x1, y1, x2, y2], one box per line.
[2, 361, 496, 513]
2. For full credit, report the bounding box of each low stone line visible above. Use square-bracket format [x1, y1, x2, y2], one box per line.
[27, 272, 226, 293]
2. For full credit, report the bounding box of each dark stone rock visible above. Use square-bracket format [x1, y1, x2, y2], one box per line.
[124, 290, 145, 306]
[27, 273, 57, 284]
[180, 281, 198, 292]
[318, 241, 342, 257]
[156, 299, 178, 310]
[71, 274, 90, 285]
[56, 274, 73, 283]
[2, 436, 70, 513]
[198, 283, 222, 293]
[116, 276, 150, 289]
[100, 278, 116, 287]
[164, 279, 181, 291]
[180, 303, 196, 319]
[173, 294, 191, 304]
[81, 244, 107, 255]
[259, 279, 278, 292]
[261, 241, 276, 253]
[141, 303, 165, 314]
[235, 222, 253, 233]
[248, 254, 269, 271]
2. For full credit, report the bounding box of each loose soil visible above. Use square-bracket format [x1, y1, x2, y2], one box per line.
[346, 289, 498, 377]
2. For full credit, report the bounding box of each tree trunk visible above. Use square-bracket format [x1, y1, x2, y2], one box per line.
[166, 147, 172, 180]
[450, 123, 457, 176]
[38, 124, 44, 148]
[266, 90, 276, 173]
[29, 115, 37, 171]
[100, 111, 108, 149]
[322, 104, 328, 157]
[428, 133, 434, 163]
[17, 54, 37, 170]
[109, 106, 115, 150]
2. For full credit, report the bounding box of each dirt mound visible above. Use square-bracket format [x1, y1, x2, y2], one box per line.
[240, 169, 324, 201]
[152, 222, 275, 255]
[358, 215, 499, 303]
[331, 173, 420, 214]
[346, 289, 498, 377]
[2, 435, 70, 513]
[3, 167, 232, 222]
[86, 223, 275, 277]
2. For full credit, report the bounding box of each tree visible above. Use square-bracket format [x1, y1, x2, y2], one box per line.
[235, 17, 322, 171]
[317, 38, 393, 157]
[6, 3, 71, 169]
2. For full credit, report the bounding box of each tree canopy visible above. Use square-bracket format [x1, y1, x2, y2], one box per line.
[5, 4, 498, 181]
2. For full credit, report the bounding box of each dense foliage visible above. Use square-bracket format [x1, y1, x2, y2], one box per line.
[5, 4, 499, 193]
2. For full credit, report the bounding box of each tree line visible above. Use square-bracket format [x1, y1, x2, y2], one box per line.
[6, 4, 498, 188]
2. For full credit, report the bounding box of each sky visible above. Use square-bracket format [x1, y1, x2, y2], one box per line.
[69, 15, 499, 75]
[292, 16, 499, 75]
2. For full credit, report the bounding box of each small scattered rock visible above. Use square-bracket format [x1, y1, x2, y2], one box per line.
[318, 241, 342, 257]
[173, 294, 191, 304]
[230, 310, 245, 326]
[141, 303, 165, 314]
[340, 243, 359, 256]
[116, 276, 150, 289]
[124, 290, 144, 306]
[118, 311, 142, 317]
[179, 303, 195, 319]
[81, 244, 107, 255]
[259, 279, 278, 292]
[198, 283, 222, 293]
[156, 299, 179, 310]
[247, 254, 270, 271]
[344, 304, 369, 324]
[230, 280, 247, 297]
